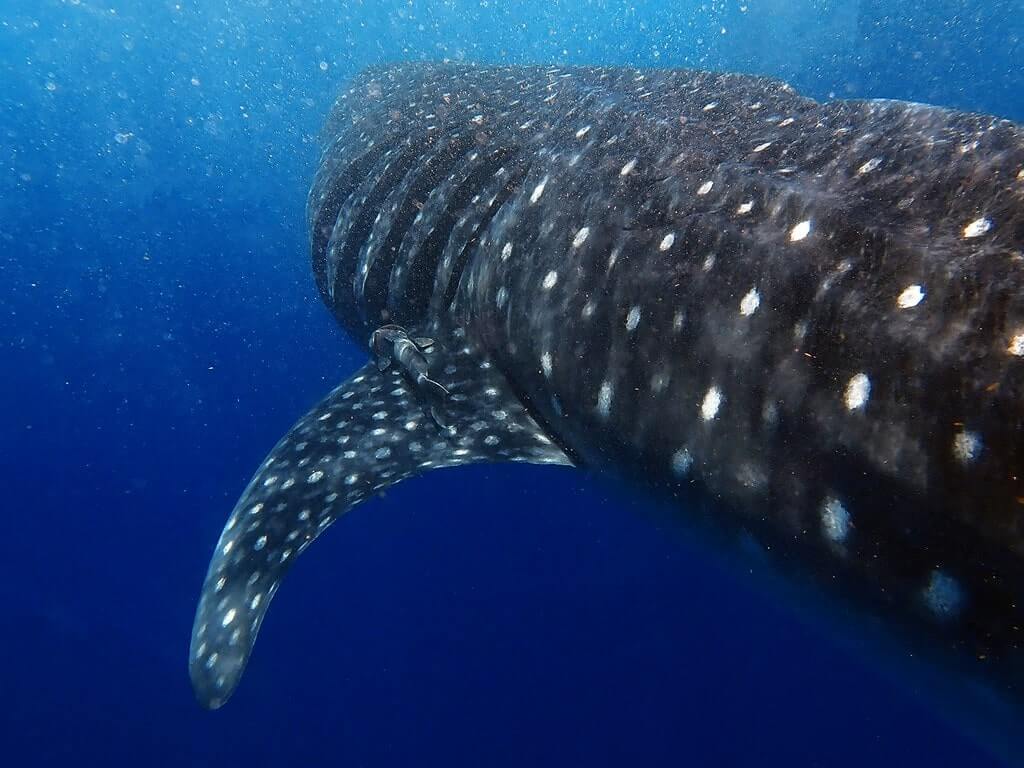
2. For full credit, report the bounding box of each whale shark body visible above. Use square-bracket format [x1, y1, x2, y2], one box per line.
[190, 63, 1024, 746]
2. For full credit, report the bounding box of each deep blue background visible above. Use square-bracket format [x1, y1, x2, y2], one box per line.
[2, 1, 1022, 765]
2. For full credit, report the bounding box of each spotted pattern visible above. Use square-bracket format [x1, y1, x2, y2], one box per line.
[229, 62, 1024, 714]
[190, 325, 570, 708]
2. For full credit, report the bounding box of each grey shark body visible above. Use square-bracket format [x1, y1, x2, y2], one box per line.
[190, 63, 1024, 742]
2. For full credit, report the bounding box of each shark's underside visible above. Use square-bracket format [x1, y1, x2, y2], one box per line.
[190, 63, 1024, 746]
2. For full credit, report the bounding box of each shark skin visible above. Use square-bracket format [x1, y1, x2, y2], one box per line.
[191, 63, 1024, 752]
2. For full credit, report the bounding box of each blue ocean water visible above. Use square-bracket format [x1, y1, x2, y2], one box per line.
[2, 1, 1022, 765]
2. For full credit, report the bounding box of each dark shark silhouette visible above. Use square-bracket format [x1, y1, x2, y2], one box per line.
[189, 63, 1024, 744]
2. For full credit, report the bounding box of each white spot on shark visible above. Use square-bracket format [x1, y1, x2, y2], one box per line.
[952, 430, 982, 464]
[625, 306, 641, 331]
[844, 373, 871, 410]
[897, 284, 925, 309]
[924, 570, 964, 618]
[739, 288, 760, 316]
[821, 498, 850, 543]
[572, 227, 590, 248]
[671, 448, 693, 477]
[700, 386, 722, 422]
[789, 220, 812, 242]
[963, 217, 991, 238]
[597, 381, 613, 419]
[530, 177, 548, 204]
[659, 233, 675, 251]
[540, 351, 553, 378]
[858, 157, 882, 174]
[1009, 332, 1024, 356]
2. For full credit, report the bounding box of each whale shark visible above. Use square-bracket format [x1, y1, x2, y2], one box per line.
[189, 62, 1024, 743]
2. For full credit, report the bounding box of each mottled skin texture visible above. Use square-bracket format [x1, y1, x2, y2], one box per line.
[194, 64, 1024, 740]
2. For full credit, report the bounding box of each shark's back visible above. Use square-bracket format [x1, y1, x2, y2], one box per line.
[195, 63, 1024, 758]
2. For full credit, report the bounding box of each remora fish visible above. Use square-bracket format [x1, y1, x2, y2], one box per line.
[189, 63, 1024, 740]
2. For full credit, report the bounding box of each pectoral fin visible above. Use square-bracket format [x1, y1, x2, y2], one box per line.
[188, 326, 571, 709]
